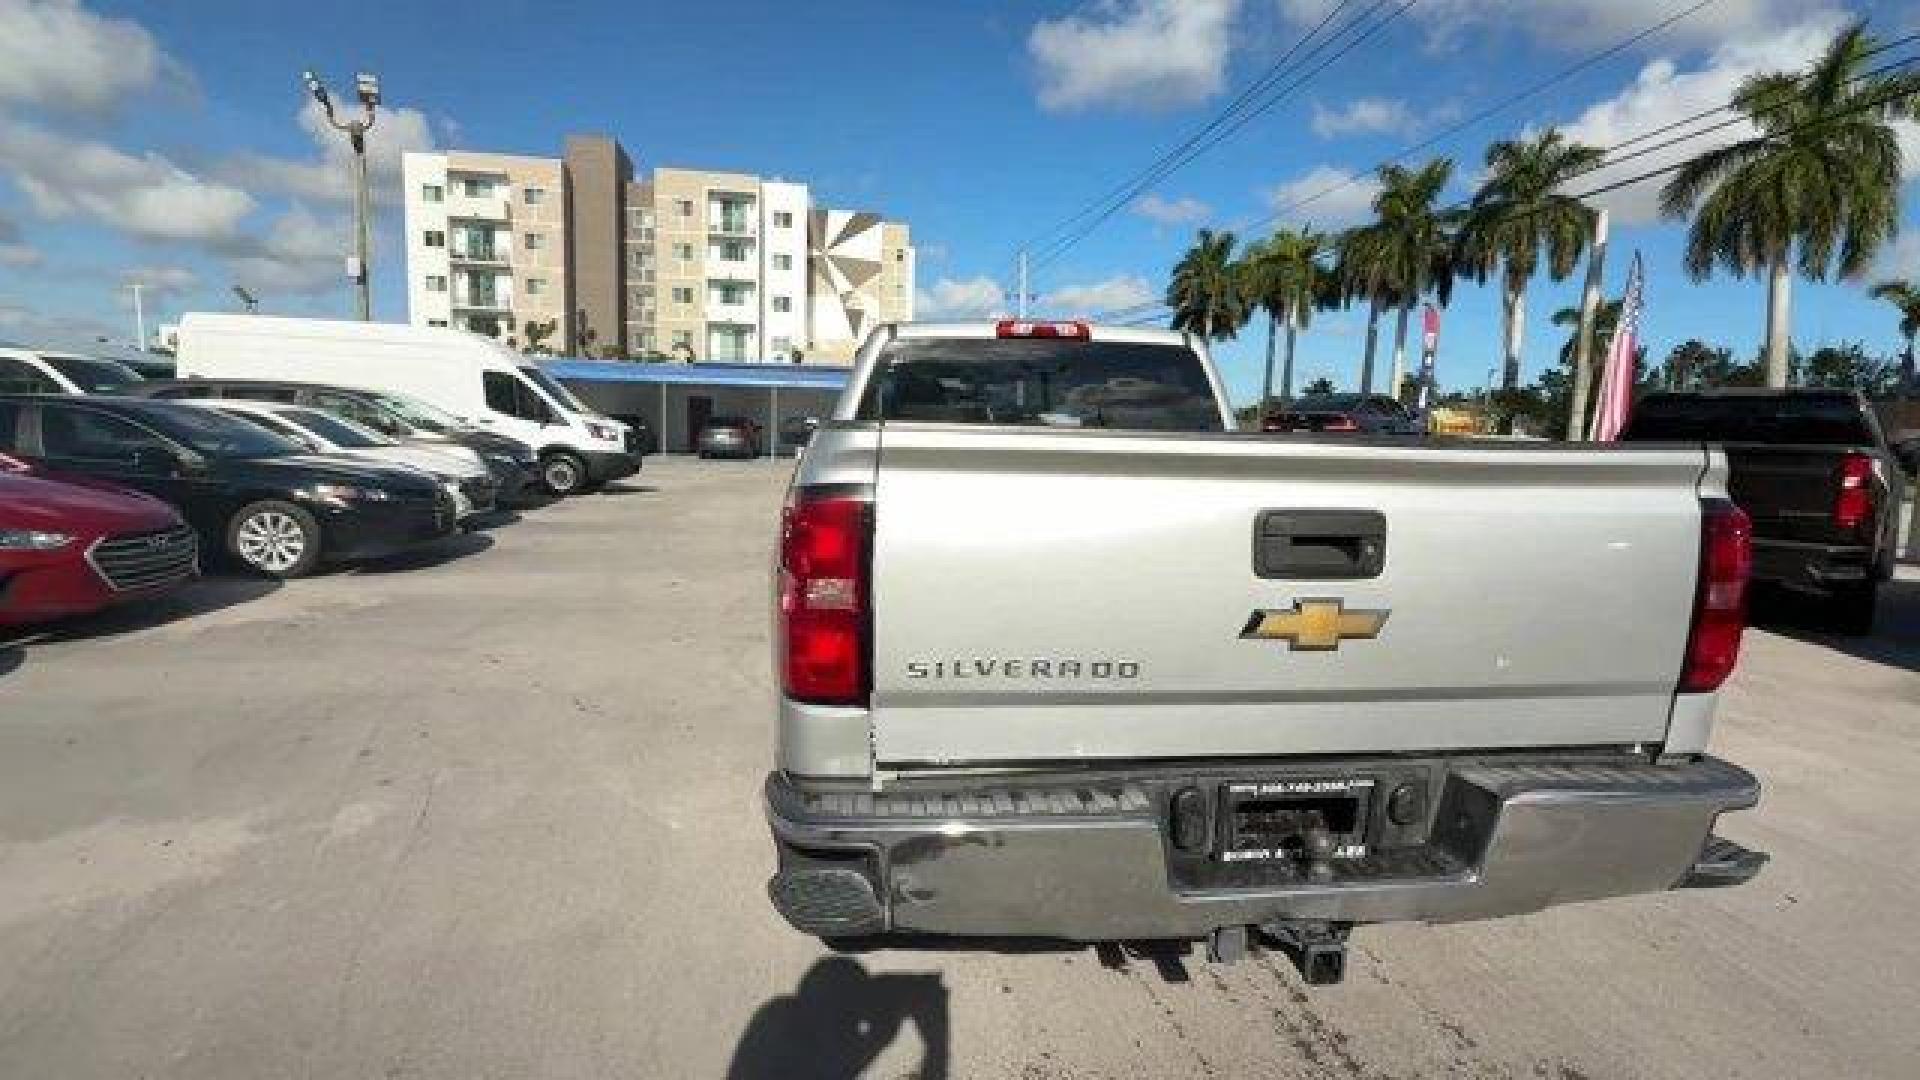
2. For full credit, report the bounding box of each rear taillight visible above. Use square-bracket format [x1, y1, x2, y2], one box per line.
[1680, 499, 1752, 694]
[1833, 452, 1875, 531]
[779, 489, 870, 705]
[994, 320, 1089, 339]
[1321, 415, 1359, 432]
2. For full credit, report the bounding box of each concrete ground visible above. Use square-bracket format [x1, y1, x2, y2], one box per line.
[2, 455, 1916, 1080]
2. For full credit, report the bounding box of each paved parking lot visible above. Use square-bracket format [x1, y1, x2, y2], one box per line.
[2, 455, 1917, 1080]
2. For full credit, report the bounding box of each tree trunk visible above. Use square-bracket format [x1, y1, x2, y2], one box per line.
[1360, 297, 1381, 394]
[1260, 310, 1278, 415]
[1501, 284, 1525, 390]
[1390, 301, 1412, 400]
[1765, 257, 1792, 388]
[1281, 302, 1299, 402]
[1902, 330, 1916, 395]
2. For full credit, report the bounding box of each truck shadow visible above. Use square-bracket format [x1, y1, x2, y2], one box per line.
[728, 956, 949, 1080]
[349, 532, 494, 574]
[0, 577, 282, 679]
[1750, 577, 1920, 673]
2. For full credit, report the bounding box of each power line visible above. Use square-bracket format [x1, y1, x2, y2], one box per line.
[1022, 0, 1418, 278]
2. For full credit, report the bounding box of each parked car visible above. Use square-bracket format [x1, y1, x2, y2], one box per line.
[0, 452, 198, 626]
[697, 416, 763, 459]
[778, 414, 821, 454]
[0, 396, 457, 579]
[186, 399, 499, 525]
[764, 319, 1761, 984]
[1262, 394, 1425, 435]
[130, 378, 542, 508]
[173, 313, 638, 496]
[1622, 388, 1916, 632]
[0, 347, 144, 394]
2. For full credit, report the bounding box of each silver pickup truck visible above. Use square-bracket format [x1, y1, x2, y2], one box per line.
[765, 320, 1765, 983]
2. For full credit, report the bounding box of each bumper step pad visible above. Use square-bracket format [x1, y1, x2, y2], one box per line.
[1680, 835, 1769, 888]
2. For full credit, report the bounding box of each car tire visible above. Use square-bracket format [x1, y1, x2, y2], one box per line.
[1828, 581, 1878, 635]
[540, 451, 588, 497]
[227, 500, 322, 579]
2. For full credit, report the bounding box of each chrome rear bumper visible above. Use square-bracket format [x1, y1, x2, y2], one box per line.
[765, 757, 1762, 941]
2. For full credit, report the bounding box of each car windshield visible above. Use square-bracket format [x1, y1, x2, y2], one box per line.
[42, 354, 142, 392]
[369, 391, 465, 434]
[519, 366, 592, 413]
[141, 403, 300, 459]
[1622, 395, 1876, 445]
[857, 338, 1224, 432]
[281, 407, 393, 449]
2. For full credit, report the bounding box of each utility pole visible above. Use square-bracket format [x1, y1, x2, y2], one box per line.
[304, 69, 380, 321]
[1016, 251, 1029, 318]
[1567, 208, 1609, 441]
[127, 283, 145, 351]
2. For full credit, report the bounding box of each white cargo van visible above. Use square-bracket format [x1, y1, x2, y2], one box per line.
[174, 313, 637, 495]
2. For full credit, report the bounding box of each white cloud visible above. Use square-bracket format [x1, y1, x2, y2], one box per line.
[0, 0, 183, 114]
[1029, 0, 1240, 112]
[0, 115, 255, 243]
[0, 301, 118, 350]
[1133, 193, 1211, 225]
[223, 205, 349, 296]
[1560, 13, 1855, 225]
[221, 99, 440, 207]
[1262, 165, 1381, 228]
[1310, 97, 1416, 139]
[1279, 0, 1835, 51]
[1041, 274, 1157, 315]
[0, 212, 39, 267]
[121, 264, 199, 299]
[916, 275, 1007, 319]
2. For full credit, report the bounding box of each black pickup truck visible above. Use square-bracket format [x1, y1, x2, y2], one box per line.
[1623, 389, 1916, 633]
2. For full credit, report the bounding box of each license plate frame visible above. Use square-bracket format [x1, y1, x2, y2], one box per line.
[1216, 775, 1376, 864]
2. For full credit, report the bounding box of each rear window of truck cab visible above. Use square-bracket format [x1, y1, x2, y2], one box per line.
[1623, 393, 1876, 446]
[857, 338, 1223, 433]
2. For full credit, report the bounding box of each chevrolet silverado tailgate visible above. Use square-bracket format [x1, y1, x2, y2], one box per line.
[867, 427, 1713, 765]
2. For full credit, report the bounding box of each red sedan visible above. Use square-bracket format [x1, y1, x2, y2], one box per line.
[0, 453, 199, 626]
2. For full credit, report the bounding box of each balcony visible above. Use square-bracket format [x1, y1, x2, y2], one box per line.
[706, 262, 755, 283]
[706, 304, 757, 326]
[449, 244, 508, 265]
[450, 291, 510, 312]
[447, 191, 509, 221]
[708, 216, 757, 237]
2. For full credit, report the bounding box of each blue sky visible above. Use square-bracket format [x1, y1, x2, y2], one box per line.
[1, 0, 1918, 404]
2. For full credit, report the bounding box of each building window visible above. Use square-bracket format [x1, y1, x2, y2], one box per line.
[718, 240, 748, 262]
[772, 295, 792, 313]
[425, 274, 448, 292]
[772, 253, 792, 271]
[523, 187, 546, 205]
[715, 283, 749, 305]
[421, 183, 444, 203]
[896, 249, 906, 261]
[428, 319, 448, 327]
[671, 286, 694, 304]
[773, 211, 793, 229]
[423, 230, 445, 248]
[462, 178, 493, 198]
[771, 336, 791, 353]
[672, 330, 692, 349]
[676, 199, 693, 218]
[526, 277, 546, 295]
[524, 232, 544, 250]
[673, 242, 693, 261]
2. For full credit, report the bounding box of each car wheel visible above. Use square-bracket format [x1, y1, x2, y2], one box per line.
[1828, 581, 1878, 635]
[228, 500, 321, 579]
[540, 451, 588, 497]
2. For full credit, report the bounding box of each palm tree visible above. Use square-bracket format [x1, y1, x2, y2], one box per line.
[1166, 228, 1250, 341]
[1551, 300, 1623, 366]
[1337, 160, 1458, 395]
[1458, 128, 1605, 391]
[1240, 227, 1329, 410]
[1660, 20, 1920, 387]
[1868, 279, 1920, 392]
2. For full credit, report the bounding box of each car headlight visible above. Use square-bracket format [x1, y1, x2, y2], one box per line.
[484, 452, 521, 470]
[0, 529, 73, 551]
[585, 421, 618, 441]
[305, 482, 394, 505]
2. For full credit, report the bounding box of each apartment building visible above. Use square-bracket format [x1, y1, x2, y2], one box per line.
[402, 136, 912, 362]
[401, 151, 568, 347]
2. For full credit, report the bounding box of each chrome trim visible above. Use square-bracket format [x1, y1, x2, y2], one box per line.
[83, 527, 200, 592]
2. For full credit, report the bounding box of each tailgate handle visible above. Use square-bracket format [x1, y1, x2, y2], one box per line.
[1254, 509, 1386, 579]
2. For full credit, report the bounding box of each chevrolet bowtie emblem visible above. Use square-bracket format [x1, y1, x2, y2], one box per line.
[1241, 599, 1389, 652]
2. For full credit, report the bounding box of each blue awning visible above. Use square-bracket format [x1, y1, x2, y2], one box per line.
[542, 359, 848, 390]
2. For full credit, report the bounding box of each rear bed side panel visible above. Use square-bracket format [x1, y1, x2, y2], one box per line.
[868, 428, 1710, 766]
[1665, 449, 1730, 756]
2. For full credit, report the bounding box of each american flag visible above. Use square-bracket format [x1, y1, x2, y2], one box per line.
[1590, 253, 1644, 441]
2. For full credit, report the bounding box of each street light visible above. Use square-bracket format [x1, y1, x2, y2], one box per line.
[303, 67, 379, 321]
[232, 285, 258, 314]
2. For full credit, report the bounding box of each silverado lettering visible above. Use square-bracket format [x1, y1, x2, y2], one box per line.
[904, 658, 1142, 680]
